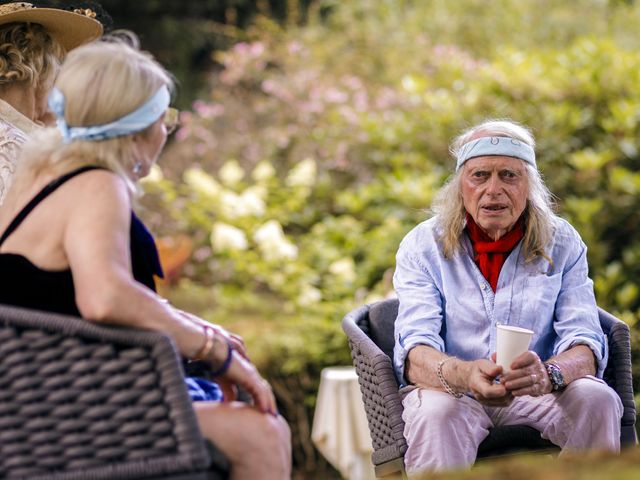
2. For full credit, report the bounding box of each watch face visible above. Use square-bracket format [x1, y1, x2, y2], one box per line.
[547, 364, 565, 390]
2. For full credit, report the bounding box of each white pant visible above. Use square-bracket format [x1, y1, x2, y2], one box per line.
[401, 376, 623, 477]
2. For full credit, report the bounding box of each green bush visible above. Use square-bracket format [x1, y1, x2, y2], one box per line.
[139, 0, 640, 475]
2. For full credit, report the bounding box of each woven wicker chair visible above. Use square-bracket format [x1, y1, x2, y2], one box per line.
[0, 303, 230, 480]
[342, 298, 637, 478]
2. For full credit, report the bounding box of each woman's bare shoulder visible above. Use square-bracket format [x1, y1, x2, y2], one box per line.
[55, 168, 130, 207]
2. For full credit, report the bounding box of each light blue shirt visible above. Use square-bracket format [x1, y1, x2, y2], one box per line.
[393, 215, 607, 387]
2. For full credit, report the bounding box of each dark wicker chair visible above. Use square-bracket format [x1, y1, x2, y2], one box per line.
[0, 303, 230, 480]
[342, 298, 637, 479]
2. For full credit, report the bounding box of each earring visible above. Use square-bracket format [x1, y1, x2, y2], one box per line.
[132, 161, 142, 176]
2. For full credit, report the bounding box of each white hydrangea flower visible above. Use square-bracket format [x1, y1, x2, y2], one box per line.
[210, 222, 248, 253]
[272, 241, 299, 260]
[252, 160, 276, 182]
[184, 168, 221, 198]
[285, 158, 316, 188]
[240, 186, 266, 216]
[297, 285, 322, 306]
[401, 74, 419, 93]
[219, 159, 245, 186]
[218, 187, 266, 218]
[253, 220, 298, 261]
[219, 190, 242, 218]
[253, 220, 282, 244]
[328, 257, 357, 283]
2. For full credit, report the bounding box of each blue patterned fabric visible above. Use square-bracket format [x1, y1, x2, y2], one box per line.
[185, 377, 224, 402]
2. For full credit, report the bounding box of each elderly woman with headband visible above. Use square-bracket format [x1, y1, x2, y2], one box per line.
[0, 1, 104, 204]
[392, 119, 623, 476]
[0, 37, 291, 479]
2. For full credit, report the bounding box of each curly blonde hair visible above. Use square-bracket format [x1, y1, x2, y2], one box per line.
[0, 22, 64, 91]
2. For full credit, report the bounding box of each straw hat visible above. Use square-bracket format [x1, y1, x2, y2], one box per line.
[0, 2, 103, 51]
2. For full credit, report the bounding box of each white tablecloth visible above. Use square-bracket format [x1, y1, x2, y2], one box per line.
[311, 366, 376, 480]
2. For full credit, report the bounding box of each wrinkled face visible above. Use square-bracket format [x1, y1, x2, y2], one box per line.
[461, 155, 528, 240]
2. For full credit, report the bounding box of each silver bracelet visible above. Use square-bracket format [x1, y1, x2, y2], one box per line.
[437, 358, 463, 398]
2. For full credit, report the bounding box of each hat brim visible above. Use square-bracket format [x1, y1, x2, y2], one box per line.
[0, 8, 103, 51]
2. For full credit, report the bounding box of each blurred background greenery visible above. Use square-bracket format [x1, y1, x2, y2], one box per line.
[69, 0, 640, 477]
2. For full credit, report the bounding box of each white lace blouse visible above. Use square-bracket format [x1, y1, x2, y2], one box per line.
[0, 99, 39, 205]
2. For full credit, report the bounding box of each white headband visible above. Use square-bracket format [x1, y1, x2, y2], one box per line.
[456, 136, 536, 170]
[49, 86, 171, 143]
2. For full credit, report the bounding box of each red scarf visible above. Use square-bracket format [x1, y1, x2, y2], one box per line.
[465, 214, 524, 292]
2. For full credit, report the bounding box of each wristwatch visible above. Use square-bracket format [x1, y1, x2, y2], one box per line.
[544, 362, 566, 391]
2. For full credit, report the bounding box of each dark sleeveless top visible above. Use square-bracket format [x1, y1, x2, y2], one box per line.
[0, 166, 164, 316]
[0, 166, 223, 402]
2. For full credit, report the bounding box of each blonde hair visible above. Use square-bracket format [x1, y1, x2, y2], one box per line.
[16, 35, 174, 195]
[0, 22, 64, 91]
[432, 119, 557, 262]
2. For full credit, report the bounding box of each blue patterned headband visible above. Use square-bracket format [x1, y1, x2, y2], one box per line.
[456, 136, 536, 170]
[48, 85, 171, 143]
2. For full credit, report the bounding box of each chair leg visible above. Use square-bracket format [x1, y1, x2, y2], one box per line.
[374, 458, 407, 479]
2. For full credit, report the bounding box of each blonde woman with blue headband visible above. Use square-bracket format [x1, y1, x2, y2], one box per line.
[0, 36, 291, 479]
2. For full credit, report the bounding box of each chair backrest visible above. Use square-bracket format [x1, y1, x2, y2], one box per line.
[367, 299, 399, 360]
[342, 301, 407, 472]
[598, 307, 638, 446]
[0, 304, 216, 480]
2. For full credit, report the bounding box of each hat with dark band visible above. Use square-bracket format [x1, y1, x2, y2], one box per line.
[0, 2, 103, 51]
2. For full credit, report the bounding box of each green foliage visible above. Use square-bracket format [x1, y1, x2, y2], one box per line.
[426, 449, 640, 480]
[139, 0, 640, 475]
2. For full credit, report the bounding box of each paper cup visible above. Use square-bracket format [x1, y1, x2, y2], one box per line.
[496, 324, 534, 372]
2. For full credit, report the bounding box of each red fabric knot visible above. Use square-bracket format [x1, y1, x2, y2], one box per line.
[465, 213, 524, 292]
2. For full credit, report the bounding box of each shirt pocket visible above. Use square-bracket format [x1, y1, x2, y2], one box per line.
[520, 272, 563, 328]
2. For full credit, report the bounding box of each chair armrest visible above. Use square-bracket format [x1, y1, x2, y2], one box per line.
[0, 303, 227, 479]
[342, 305, 407, 467]
[599, 307, 637, 445]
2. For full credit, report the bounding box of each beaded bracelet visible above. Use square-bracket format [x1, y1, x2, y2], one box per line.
[437, 358, 463, 398]
[192, 325, 215, 361]
[210, 341, 234, 377]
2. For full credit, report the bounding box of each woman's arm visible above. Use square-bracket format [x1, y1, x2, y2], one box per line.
[63, 171, 275, 413]
[174, 307, 248, 359]
[64, 171, 205, 355]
